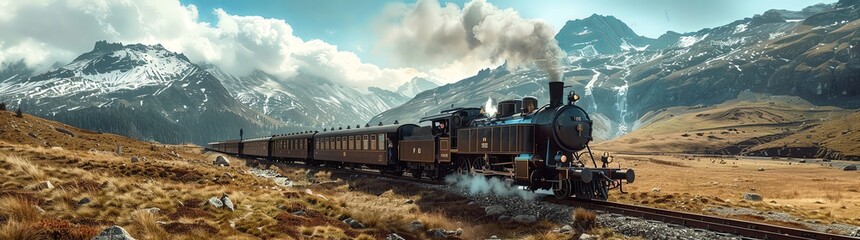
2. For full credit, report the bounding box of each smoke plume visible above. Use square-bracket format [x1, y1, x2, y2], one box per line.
[377, 0, 564, 82]
[445, 174, 536, 200]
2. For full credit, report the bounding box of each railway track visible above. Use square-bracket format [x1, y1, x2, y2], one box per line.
[563, 198, 857, 240]
[238, 155, 857, 239]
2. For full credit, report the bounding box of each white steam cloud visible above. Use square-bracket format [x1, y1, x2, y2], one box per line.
[483, 96, 497, 118]
[0, 0, 420, 90]
[377, 0, 564, 82]
[445, 174, 536, 200]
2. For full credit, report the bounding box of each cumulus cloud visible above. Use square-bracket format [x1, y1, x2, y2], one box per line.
[0, 0, 418, 90]
[376, 0, 564, 82]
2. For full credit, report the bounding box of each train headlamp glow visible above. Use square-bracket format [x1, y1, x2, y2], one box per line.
[602, 152, 613, 163]
[560, 154, 568, 163]
[568, 91, 580, 103]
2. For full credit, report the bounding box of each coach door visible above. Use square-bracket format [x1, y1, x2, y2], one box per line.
[438, 137, 451, 163]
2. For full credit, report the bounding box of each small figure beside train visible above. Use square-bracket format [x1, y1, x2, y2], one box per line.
[208, 82, 634, 200]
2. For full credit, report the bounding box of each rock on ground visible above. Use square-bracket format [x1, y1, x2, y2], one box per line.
[77, 197, 91, 205]
[29, 181, 53, 191]
[743, 193, 763, 201]
[54, 127, 75, 137]
[221, 194, 235, 212]
[214, 155, 230, 166]
[207, 197, 224, 208]
[343, 218, 365, 229]
[484, 205, 506, 216]
[512, 214, 537, 224]
[92, 225, 135, 240]
[844, 165, 857, 171]
[386, 233, 406, 240]
[130, 156, 139, 163]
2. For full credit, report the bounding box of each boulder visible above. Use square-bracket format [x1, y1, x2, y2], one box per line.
[54, 127, 75, 137]
[497, 215, 512, 223]
[291, 210, 305, 216]
[579, 233, 597, 240]
[342, 218, 365, 229]
[799, 159, 806, 163]
[651, 188, 661, 193]
[426, 229, 447, 239]
[409, 220, 424, 231]
[92, 225, 135, 240]
[207, 197, 224, 208]
[130, 156, 139, 163]
[29, 181, 54, 191]
[403, 199, 414, 204]
[484, 205, 506, 216]
[851, 228, 860, 237]
[142, 207, 160, 214]
[386, 233, 406, 240]
[77, 197, 91, 205]
[743, 193, 763, 201]
[213, 156, 230, 166]
[27, 132, 38, 139]
[116, 145, 122, 155]
[512, 214, 537, 224]
[844, 165, 857, 171]
[557, 225, 573, 233]
[221, 194, 235, 212]
[757, 167, 765, 171]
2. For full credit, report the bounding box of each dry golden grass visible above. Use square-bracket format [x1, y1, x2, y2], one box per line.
[609, 153, 860, 228]
[2, 154, 46, 181]
[0, 196, 42, 222]
[0, 220, 44, 240]
[572, 208, 597, 232]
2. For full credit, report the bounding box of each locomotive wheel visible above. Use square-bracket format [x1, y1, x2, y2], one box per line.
[455, 157, 470, 175]
[553, 180, 572, 199]
[471, 157, 486, 176]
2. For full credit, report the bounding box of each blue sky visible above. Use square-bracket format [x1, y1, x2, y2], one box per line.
[181, 0, 834, 67]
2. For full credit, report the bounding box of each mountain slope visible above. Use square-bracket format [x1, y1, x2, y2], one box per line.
[0, 41, 281, 144]
[396, 77, 439, 97]
[555, 14, 653, 55]
[208, 68, 409, 130]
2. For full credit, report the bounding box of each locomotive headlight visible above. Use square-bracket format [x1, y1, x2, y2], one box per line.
[560, 154, 568, 163]
[576, 124, 584, 132]
[568, 91, 580, 103]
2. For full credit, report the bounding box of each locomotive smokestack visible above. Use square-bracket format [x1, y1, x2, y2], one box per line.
[549, 82, 564, 108]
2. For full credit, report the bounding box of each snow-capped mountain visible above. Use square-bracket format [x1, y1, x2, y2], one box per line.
[0, 41, 282, 144]
[372, 0, 860, 140]
[395, 77, 439, 97]
[207, 68, 410, 130]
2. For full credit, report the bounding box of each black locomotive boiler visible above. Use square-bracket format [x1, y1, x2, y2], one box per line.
[207, 82, 634, 200]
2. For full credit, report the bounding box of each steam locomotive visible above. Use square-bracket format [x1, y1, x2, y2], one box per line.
[207, 82, 634, 200]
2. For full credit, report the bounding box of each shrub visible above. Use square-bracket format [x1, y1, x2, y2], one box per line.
[15, 108, 23, 118]
[0, 102, 6, 111]
[572, 208, 597, 232]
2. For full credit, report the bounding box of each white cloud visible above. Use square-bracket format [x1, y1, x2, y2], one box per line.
[375, 0, 564, 83]
[0, 0, 419, 90]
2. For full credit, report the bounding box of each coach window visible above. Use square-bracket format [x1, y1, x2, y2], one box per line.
[370, 134, 377, 150]
[378, 134, 385, 150]
[348, 136, 353, 150]
[335, 137, 340, 150]
[342, 137, 347, 150]
[354, 136, 359, 150]
[362, 135, 369, 150]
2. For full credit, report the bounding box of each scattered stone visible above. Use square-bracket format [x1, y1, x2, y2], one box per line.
[498, 215, 512, 223]
[512, 214, 537, 224]
[29, 181, 54, 191]
[844, 165, 857, 171]
[130, 156, 139, 163]
[652, 188, 661, 193]
[291, 210, 305, 216]
[757, 167, 765, 171]
[743, 193, 763, 201]
[34, 206, 45, 213]
[403, 199, 414, 204]
[851, 228, 860, 237]
[466, 201, 478, 206]
[169, 151, 180, 158]
[343, 218, 365, 229]
[116, 145, 123, 155]
[54, 127, 75, 137]
[221, 193, 235, 212]
[27, 132, 38, 139]
[214, 155, 230, 166]
[386, 233, 406, 240]
[426, 229, 447, 239]
[92, 225, 135, 240]
[484, 205, 506, 216]
[142, 208, 160, 214]
[304, 189, 314, 195]
[409, 220, 424, 231]
[207, 197, 224, 208]
[579, 233, 597, 240]
[799, 159, 806, 163]
[557, 225, 573, 233]
[77, 197, 91, 205]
